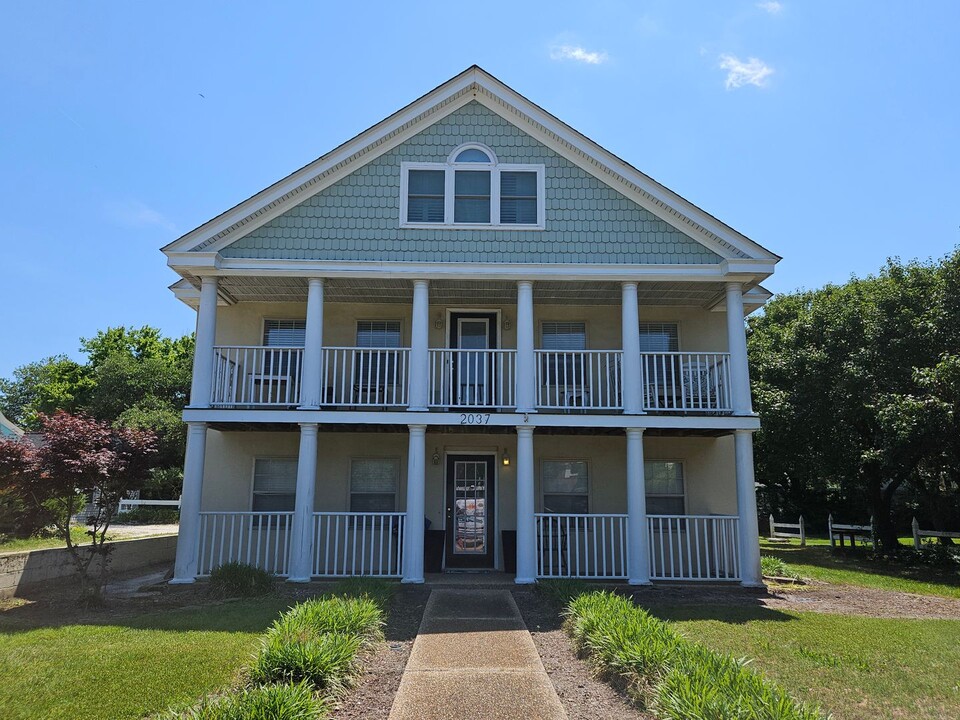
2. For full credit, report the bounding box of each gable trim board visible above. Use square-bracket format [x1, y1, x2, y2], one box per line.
[163, 66, 779, 270]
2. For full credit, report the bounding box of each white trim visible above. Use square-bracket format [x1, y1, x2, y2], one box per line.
[162, 67, 779, 264]
[446, 142, 499, 164]
[441, 449, 501, 571]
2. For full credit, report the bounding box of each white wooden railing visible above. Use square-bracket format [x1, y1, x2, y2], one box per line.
[429, 349, 516, 409]
[212, 346, 304, 406]
[535, 513, 628, 579]
[118, 498, 181, 513]
[197, 511, 293, 576]
[311, 512, 405, 577]
[648, 515, 740, 581]
[641, 352, 732, 413]
[321, 347, 410, 407]
[535, 350, 623, 411]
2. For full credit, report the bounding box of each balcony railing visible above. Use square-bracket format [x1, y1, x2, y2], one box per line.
[535, 350, 623, 411]
[212, 346, 304, 406]
[648, 514, 740, 581]
[197, 511, 293, 576]
[322, 347, 409, 407]
[641, 352, 732, 413]
[311, 512, 405, 577]
[535, 513, 628, 578]
[429, 348, 516, 409]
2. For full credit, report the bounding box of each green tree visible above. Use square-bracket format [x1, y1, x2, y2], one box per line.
[0, 356, 94, 429]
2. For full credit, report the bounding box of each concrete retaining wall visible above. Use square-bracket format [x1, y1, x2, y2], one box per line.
[0, 534, 178, 598]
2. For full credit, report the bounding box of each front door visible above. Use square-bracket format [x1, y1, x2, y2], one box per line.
[449, 312, 498, 406]
[445, 454, 496, 569]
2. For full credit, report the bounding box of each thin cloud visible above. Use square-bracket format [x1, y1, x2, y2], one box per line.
[757, 1, 783, 14]
[549, 45, 609, 65]
[719, 54, 774, 89]
[104, 199, 177, 233]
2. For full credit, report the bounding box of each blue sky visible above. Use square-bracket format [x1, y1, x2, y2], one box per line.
[1, 1, 957, 379]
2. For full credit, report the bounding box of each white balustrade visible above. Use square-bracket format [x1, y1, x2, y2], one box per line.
[641, 352, 732, 413]
[535, 350, 623, 411]
[647, 515, 740, 581]
[321, 347, 410, 407]
[312, 512, 405, 577]
[212, 346, 304, 406]
[197, 512, 293, 576]
[429, 349, 516, 409]
[535, 513, 628, 579]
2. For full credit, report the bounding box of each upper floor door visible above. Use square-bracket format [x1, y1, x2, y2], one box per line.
[448, 311, 498, 407]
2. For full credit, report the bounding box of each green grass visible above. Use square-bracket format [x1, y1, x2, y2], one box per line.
[0, 527, 98, 554]
[655, 604, 960, 720]
[759, 539, 960, 598]
[0, 597, 293, 720]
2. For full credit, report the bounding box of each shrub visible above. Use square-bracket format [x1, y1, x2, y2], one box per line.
[248, 632, 362, 692]
[116, 506, 180, 524]
[164, 682, 327, 719]
[275, 596, 384, 645]
[536, 578, 590, 607]
[209, 562, 274, 598]
[761, 555, 803, 580]
[563, 591, 828, 719]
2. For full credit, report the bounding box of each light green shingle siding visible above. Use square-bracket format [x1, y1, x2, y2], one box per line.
[221, 102, 723, 265]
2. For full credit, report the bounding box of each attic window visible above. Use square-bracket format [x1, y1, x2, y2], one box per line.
[401, 144, 544, 229]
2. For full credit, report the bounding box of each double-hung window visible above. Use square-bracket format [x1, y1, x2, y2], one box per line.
[542, 459, 589, 514]
[354, 321, 402, 392]
[252, 458, 297, 513]
[262, 319, 305, 377]
[350, 458, 399, 512]
[540, 322, 587, 388]
[644, 461, 685, 515]
[401, 144, 544, 228]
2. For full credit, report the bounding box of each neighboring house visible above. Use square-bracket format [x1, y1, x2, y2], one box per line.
[0, 412, 24, 442]
[162, 66, 779, 587]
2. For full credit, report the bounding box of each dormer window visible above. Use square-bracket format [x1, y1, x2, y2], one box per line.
[401, 144, 545, 229]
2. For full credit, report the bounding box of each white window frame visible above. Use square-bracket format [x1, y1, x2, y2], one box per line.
[540, 458, 591, 514]
[349, 457, 400, 513]
[250, 456, 298, 513]
[644, 459, 686, 515]
[400, 143, 545, 230]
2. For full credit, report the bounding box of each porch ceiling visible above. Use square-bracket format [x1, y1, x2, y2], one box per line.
[207, 276, 729, 307]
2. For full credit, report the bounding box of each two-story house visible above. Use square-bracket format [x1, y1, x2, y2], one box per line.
[162, 66, 778, 588]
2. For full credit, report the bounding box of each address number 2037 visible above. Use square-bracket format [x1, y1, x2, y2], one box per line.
[460, 413, 491, 425]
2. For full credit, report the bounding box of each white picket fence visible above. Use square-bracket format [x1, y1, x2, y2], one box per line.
[311, 512, 405, 577]
[768, 514, 805, 545]
[912, 518, 960, 549]
[118, 498, 181, 514]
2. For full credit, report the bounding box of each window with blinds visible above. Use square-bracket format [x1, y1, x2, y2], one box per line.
[454, 171, 491, 223]
[541, 322, 586, 385]
[500, 171, 538, 224]
[350, 458, 399, 512]
[542, 459, 589, 514]
[252, 458, 297, 512]
[407, 170, 445, 223]
[645, 461, 685, 515]
[638, 323, 679, 352]
[356, 321, 402, 348]
[262, 319, 306, 347]
[541, 322, 586, 350]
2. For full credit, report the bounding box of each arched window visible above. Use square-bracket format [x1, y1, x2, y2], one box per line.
[402, 144, 544, 228]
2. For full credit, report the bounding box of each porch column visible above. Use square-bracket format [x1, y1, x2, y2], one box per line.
[626, 428, 651, 584]
[515, 425, 537, 584]
[402, 424, 427, 583]
[408, 280, 430, 411]
[516, 280, 536, 413]
[288, 423, 318, 582]
[170, 422, 208, 583]
[298, 279, 325, 409]
[188, 277, 219, 408]
[725, 282, 753, 415]
[735, 429, 763, 586]
[621, 282, 644, 414]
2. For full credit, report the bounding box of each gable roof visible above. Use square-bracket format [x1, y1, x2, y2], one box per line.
[163, 66, 779, 273]
[0, 412, 24, 441]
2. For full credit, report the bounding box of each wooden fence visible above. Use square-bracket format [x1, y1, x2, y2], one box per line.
[768, 514, 805, 545]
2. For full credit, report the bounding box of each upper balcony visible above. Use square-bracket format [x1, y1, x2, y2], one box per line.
[209, 344, 733, 414]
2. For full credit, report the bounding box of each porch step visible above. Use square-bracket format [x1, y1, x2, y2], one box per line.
[388, 589, 566, 720]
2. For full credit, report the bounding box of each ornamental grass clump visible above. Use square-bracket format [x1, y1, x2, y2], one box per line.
[248, 632, 362, 692]
[165, 682, 327, 720]
[272, 596, 385, 646]
[209, 562, 274, 598]
[563, 591, 829, 720]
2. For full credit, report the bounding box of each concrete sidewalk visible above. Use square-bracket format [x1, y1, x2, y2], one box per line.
[388, 589, 567, 720]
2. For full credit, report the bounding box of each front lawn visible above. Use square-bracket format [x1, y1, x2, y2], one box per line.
[654, 604, 960, 720]
[0, 526, 95, 554]
[760, 538, 960, 598]
[0, 597, 293, 720]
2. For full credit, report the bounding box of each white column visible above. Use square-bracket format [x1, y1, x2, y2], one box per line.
[621, 282, 643, 414]
[170, 422, 208, 583]
[725, 282, 753, 415]
[299, 279, 325, 409]
[516, 281, 536, 413]
[515, 425, 537, 584]
[626, 428, 651, 585]
[288, 423, 318, 582]
[408, 280, 430, 411]
[188, 277, 219, 408]
[402, 424, 427, 583]
[735, 429, 763, 586]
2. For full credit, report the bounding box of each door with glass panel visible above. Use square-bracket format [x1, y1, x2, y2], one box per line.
[444, 454, 496, 569]
[448, 312, 498, 407]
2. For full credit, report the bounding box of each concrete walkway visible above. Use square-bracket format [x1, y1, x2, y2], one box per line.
[389, 589, 567, 720]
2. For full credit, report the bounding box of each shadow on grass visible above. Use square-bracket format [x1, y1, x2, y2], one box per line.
[646, 602, 797, 625]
